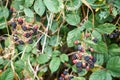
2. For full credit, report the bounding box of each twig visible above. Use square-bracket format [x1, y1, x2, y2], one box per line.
[5, 0, 9, 8]
[52, 20, 65, 35]
[67, 51, 78, 56]
[115, 16, 120, 26]
[32, 34, 43, 48]
[38, 30, 50, 38]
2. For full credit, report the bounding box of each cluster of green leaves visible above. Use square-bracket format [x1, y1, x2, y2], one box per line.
[0, 0, 120, 80]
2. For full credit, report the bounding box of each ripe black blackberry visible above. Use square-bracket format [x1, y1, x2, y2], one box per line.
[63, 70, 68, 75]
[59, 76, 64, 80]
[11, 22, 17, 30]
[18, 40, 24, 45]
[77, 45, 83, 51]
[92, 57, 96, 63]
[76, 62, 82, 68]
[77, 68, 82, 73]
[68, 76, 73, 80]
[24, 33, 31, 38]
[22, 25, 27, 31]
[72, 54, 77, 60]
[28, 39, 33, 44]
[92, 38, 97, 43]
[89, 64, 94, 68]
[84, 56, 90, 61]
[13, 36, 19, 41]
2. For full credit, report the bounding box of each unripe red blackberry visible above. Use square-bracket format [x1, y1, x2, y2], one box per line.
[74, 40, 79, 45]
[72, 60, 78, 64]
[90, 48, 94, 52]
[17, 18, 23, 25]
[82, 62, 86, 68]
[89, 55, 93, 59]
[85, 33, 90, 38]
[86, 66, 90, 71]
[78, 52, 82, 58]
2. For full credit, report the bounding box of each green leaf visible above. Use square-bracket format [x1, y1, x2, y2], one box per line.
[37, 54, 50, 64]
[84, 40, 96, 45]
[72, 65, 77, 72]
[95, 23, 116, 34]
[49, 36, 61, 47]
[24, 0, 34, 7]
[99, 11, 110, 20]
[44, 46, 52, 55]
[106, 56, 120, 77]
[25, 16, 34, 23]
[93, 53, 104, 65]
[44, 0, 60, 13]
[87, 0, 96, 4]
[92, 30, 102, 41]
[67, 28, 83, 47]
[66, 0, 82, 11]
[0, 69, 14, 80]
[72, 77, 85, 80]
[49, 57, 60, 73]
[60, 54, 68, 63]
[65, 13, 80, 26]
[50, 21, 59, 32]
[108, 44, 120, 56]
[0, 20, 6, 29]
[89, 70, 112, 80]
[34, 0, 45, 16]
[52, 50, 61, 57]
[78, 69, 87, 77]
[15, 60, 24, 69]
[0, 11, 8, 29]
[0, 7, 9, 19]
[112, 7, 118, 16]
[25, 45, 32, 53]
[4, 37, 10, 47]
[0, 57, 4, 65]
[83, 20, 93, 30]
[91, 41, 108, 53]
[24, 8, 34, 17]
[11, 0, 24, 10]
[14, 60, 24, 72]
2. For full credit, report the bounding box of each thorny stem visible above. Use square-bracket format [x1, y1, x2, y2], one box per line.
[21, 45, 27, 59]
[28, 56, 39, 80]
[42, 13, 53, 54]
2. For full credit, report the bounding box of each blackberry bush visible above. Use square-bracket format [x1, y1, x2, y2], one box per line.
[0, 0, 120, 80]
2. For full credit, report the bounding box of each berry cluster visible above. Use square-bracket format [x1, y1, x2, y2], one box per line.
[72, 52, 96, 72]
[59, 70, 74, 80]
[108, 30, 120, 39]
[10, 18, 39, 45]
